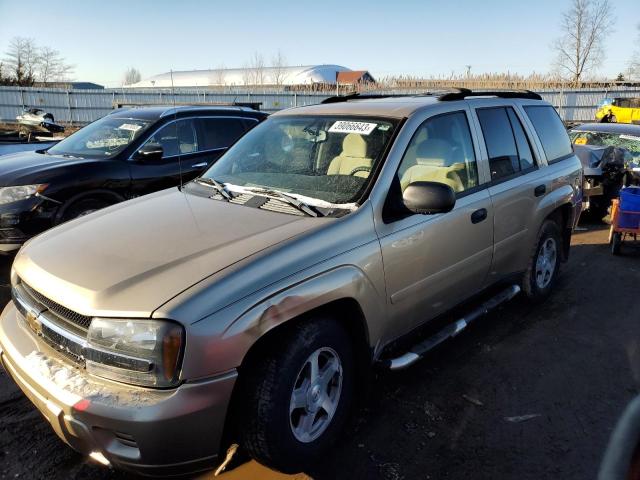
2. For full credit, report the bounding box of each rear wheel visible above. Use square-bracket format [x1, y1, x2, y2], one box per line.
[238, 317, 355, 473]
[522, 219, 562, 302]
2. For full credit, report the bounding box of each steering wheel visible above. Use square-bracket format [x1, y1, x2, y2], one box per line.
[348, 166, 371, 176]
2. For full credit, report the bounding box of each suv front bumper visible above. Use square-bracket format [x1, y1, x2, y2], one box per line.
[0, 301, 237, 477]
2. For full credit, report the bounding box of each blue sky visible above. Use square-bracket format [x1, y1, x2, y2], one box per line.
[0, 0, 638, 87]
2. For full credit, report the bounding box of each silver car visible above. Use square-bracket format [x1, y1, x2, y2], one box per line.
[0, 89, 582, 476]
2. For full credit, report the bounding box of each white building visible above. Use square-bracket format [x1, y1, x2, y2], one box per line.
[129, 65, 374, 88]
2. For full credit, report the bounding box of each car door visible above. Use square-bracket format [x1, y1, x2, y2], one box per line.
[375, 108, 494, 337]
[128, 118, 203, 196]
[469, 100, 546, 281]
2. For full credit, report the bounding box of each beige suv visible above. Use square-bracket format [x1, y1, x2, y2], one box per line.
[0, 89, 582, 476]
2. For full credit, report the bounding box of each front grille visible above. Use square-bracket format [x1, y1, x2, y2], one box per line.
[20, 281, 92, 331]
[40, 323, 85, 365]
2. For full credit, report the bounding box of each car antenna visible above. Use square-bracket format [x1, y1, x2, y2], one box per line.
[170, 69, 184, 190]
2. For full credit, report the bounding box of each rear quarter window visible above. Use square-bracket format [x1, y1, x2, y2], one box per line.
[524, 105, 572, 163]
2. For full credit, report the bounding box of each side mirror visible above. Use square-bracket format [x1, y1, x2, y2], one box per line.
[134, 143, 163, 162]
[402, 181, 456, 215]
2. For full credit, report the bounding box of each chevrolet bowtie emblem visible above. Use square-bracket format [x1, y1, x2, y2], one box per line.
[25, 309, 43, 336]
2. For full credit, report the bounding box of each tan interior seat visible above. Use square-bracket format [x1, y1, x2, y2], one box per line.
[400, 139, 464, 192]
[328, 134, 372, 178]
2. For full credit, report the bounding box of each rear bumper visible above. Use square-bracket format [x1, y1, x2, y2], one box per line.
[0, 301, 237, 477]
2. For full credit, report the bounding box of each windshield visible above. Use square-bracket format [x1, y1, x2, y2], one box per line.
[569, 130, 640, 160]
[47, 117, 151, 158]
[202, 116, 398, 205]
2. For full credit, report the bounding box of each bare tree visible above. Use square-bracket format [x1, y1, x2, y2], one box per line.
[3, 37, 39, 86]
[213, 63, 226, 86]
[249, 52, 265, 85]
[0, 62, 6, 86]
[37, 47, 74, 83]
[552, 0, 615, 85]
[123, 67, 142, 86]
[241, 62, 251, 86]
[271, 50, 287, 86]
[628, 24, 640, 80]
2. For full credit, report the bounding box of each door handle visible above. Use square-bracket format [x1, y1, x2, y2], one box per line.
[471, 208, 488, 224]
[534, 184, 547, 197]
[192, 162, 208, 168]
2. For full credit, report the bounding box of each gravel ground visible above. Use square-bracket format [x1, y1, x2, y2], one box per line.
[1, 223, 639, 479]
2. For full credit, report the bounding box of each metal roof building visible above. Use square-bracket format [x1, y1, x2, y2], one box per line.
[129, 65, 373, 88]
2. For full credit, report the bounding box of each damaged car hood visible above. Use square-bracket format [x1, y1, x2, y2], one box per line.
[574, 144, 629, 176]
[14, 187, 324, 319]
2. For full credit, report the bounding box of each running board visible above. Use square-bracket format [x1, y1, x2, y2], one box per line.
[382, 285, 521, 371]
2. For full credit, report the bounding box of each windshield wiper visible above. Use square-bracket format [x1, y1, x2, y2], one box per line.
[195, 177, 234, 201]
[243, 187, 321, 217]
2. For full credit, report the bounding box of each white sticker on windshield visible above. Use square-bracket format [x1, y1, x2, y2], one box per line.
[620, 134, 640, 142]
[329, 121, 377, 135]
[118, 123, 142, 132]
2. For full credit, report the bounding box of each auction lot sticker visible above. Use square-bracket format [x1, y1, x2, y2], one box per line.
[329, 121, 378, 135]
[118, 123, 143, 132]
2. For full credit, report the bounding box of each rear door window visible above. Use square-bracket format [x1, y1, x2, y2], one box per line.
[523, 105, 572, 162]
[198, 118, 247, 151]
[506, 108, 536, 171]
[477, 107, 538, 180]
[477, 107, 520, 180]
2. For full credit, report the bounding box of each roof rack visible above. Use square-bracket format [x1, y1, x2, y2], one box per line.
[113, 101, 263, 112]
[320, 93, 419, 104]
[438, 88, 542, 101]
[319, 89, 542, 105]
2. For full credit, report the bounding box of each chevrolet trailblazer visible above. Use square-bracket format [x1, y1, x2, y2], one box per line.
[0, 89, 582, 475]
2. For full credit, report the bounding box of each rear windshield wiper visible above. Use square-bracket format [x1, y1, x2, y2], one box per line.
[243, 187, 321, 217]
[195, 177, 234, 201]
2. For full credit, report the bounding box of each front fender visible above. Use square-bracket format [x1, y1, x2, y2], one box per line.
[180, 263, 386, 380]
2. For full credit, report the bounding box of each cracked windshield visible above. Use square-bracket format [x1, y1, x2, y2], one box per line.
[202, 116, 397, 206]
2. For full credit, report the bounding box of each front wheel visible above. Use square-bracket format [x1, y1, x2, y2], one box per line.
[522, 219, 562, 302]
[238, 317, 355, 473]
[60, 198, 113, 223]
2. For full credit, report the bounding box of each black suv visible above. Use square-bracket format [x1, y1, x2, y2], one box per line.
[0, 105, 267, 253]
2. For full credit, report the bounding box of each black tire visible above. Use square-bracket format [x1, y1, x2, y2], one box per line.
[522, 219, 563, 302]
[60, 198, 113, 223]
[611, 232, 622, 255]
[238, 317, 355, 473]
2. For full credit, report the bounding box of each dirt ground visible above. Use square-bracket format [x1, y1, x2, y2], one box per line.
[1, 223, 639, 479]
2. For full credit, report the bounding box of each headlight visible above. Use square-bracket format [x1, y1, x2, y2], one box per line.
[86, 318, 184, 388]
[0, 184, 48, 205]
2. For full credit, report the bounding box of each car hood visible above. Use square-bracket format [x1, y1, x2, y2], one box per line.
[14, 188, 323, 320]
[0, 150, 89, 186]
